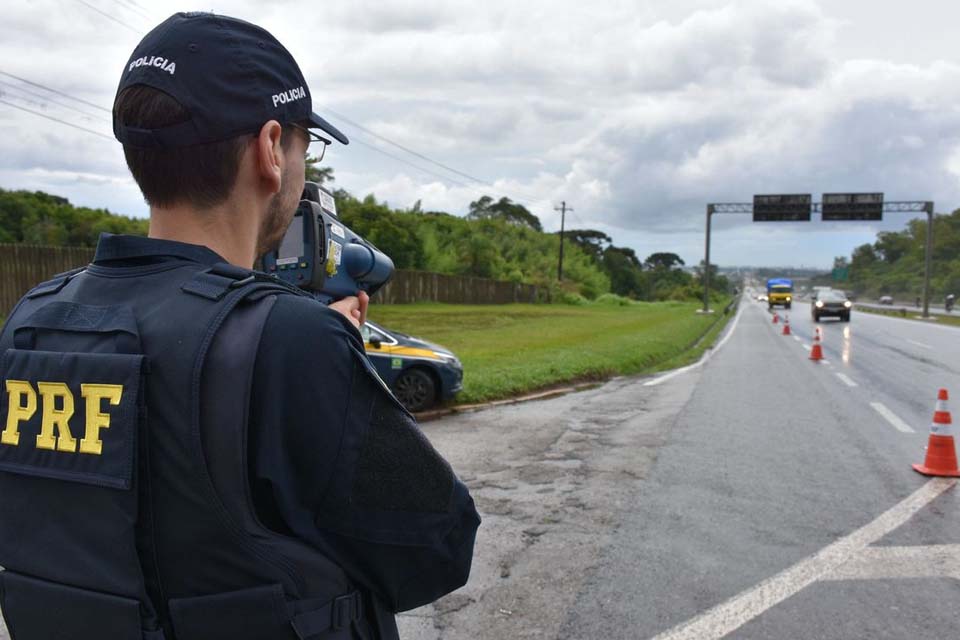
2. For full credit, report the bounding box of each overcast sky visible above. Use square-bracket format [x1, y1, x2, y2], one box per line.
[1, 0, 958, 268]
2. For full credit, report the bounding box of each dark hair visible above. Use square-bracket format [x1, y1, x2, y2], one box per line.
[114, 85, 254, 208]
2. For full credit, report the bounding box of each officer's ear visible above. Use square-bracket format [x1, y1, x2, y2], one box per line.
[254, 120, 284, 195]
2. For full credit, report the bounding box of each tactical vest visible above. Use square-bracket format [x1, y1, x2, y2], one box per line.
[0, 258, 397, 640]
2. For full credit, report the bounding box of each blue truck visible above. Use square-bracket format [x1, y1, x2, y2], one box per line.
[766, 278, 793, 309]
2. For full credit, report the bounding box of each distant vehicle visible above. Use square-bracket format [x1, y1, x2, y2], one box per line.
[757, 294, 768, 302]
[766, 278, 793, 310]
[947, 294, 955, 313]
[879, 295, 894, 305]
[813, 289, 852, 322]
[361, 320, 463, 412]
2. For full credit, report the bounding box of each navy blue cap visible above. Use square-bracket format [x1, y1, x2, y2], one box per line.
[113, 12, 347, 148]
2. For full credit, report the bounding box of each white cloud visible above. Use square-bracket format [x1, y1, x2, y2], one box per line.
[0, 0, 958, 268]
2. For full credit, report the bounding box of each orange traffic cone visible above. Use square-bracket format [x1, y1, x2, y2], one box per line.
[782, 316, 791, 335]
[773, 313, 779, 324]
[912, 389, 960, 477]
[810, 330, 823, 360]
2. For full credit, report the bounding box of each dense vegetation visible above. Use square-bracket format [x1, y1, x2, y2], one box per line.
[845, 208, 960, 300]
[0, 176, 731, 302]
[0, 188, 148, 245]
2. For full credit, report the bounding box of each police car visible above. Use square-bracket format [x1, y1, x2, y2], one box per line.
[360, 321, 463, 412]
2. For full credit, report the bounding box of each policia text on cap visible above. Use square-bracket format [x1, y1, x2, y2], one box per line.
[0, 12, 480, 640]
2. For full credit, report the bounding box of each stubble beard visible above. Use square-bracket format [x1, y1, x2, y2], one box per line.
[257, 165, 300, 258]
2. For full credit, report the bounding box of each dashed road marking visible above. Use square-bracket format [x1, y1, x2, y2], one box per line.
[835, 373, 857, 387]
[907, 339, 933, 349]
[651, 478, 956, 640]
[870, 402, 916, 433]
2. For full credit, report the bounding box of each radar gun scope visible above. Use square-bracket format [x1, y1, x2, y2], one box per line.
[262, 182, 395, 304]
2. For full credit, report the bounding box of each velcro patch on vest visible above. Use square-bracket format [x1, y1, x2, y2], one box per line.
[0, 349, 144, 490]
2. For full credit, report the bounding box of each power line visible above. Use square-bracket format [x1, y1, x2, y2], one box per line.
[320, 106, 492, 185]
[73, 0, 142, 34]
[121, 0, 151, 14]
[348, 137, 483, 193]
[319, 105, 546, 206]
[0, 79, 106, 122]
[0, 99, 114, 140]
[0, 70, 111, 113]
[109, 0, 152, 22]
[0, 68, 550, 211]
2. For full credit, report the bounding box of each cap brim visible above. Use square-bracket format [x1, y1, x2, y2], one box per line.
[308, 112, 348, 145]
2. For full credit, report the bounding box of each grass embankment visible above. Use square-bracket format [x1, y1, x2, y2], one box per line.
[370, 298, 734, 404]
[856, 305, 960, 327]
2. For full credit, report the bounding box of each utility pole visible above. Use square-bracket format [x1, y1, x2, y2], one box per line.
[922, 201, 934, 319]
[702, 204, 714, 313]
[555, 201, 572, 281]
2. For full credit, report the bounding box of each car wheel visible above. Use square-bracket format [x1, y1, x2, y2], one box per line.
[813, 313, 820, 322]
[786, 303, 792, 310]
[392, 368, 437, 412]
[842, 313, 850, 322]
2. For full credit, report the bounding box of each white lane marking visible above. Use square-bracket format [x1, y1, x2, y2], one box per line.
[835, 373, 857, 387]
[792, 335, 801, 342]
[643, 305, 744, 387]
[651, 478, 957, 640]
[907, 339, 933, 349]
[824, 544, 960, 581]
[801, 344, 810, 350]
[870, 402, 916, 433]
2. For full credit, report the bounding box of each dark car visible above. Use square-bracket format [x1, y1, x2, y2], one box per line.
[812, 289, 852, 322]
[360, 320, 463, 412]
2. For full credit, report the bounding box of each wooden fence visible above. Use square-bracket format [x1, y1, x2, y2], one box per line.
[0, 245, 96, 314]
[0, 244, 538, 313]
[373, 270, 538, 305]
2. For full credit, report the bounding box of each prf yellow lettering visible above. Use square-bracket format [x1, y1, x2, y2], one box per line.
[3, 380, 37, 446]
[36, 382, 77, 452]
[79, 384, 123, 456]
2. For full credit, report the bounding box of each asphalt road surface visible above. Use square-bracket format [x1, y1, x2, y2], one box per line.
[2, 296, 958, 639]
[398, 295, 960, 639]
[856, 300, 956, 317]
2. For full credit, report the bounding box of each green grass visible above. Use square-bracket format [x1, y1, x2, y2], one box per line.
[856, 305, 960, 327]
[370, 299, 734, 403]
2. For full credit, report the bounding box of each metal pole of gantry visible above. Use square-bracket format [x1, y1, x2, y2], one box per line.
[922, 201, 934, 319]
[702, 204, 714, 313]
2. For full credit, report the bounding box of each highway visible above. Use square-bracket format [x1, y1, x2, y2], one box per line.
[3, 295, 955, 640]
[398, 294, 960, 640]
[559, 296, 960, 639]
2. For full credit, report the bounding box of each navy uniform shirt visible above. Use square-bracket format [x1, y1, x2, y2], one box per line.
[93, 234, 480, 612]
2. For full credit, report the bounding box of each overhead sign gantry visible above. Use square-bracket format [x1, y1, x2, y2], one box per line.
[702, 194, 935, 318]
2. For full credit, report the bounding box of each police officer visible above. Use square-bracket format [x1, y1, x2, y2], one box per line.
[0, 12, 479, 640]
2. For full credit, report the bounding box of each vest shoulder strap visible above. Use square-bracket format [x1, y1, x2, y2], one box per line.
[181, 263, 307, 302]
[25, 266, 87, 299]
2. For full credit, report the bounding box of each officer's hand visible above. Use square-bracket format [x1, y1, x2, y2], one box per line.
[330, 291, 369, 328]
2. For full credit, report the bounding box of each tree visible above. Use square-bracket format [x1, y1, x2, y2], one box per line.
[644, 252, 685, 270]
[564, 229, 612, 261]
[603, 246, 644, 297]
[467, 195, 543, 231]
[874, 231, 912, 264]
[305, 157, 335, 185]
